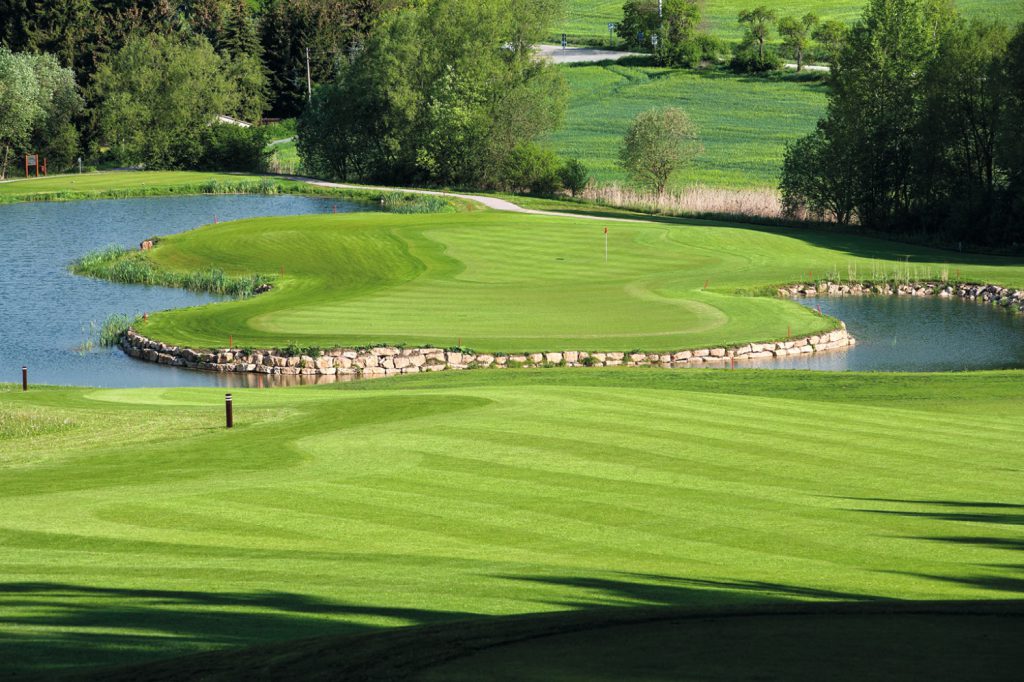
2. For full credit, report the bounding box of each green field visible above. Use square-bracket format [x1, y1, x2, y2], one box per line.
[106, 207, 1024, 354]
[559, 0, 1024, 44]
[0, 171, 266, 202]
[547, 63, 829, 189]
[3, 368, 1024, 677]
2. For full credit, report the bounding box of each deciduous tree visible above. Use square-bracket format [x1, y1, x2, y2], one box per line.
[618, 107, 702, 195]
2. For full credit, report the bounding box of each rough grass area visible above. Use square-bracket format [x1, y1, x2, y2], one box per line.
[1, 369, 1023, 677]
[558, 0, 1024, 45]
[547, 64, 828, 190]
[0, 405, 75, 440]
[113, 209, 1024, 353]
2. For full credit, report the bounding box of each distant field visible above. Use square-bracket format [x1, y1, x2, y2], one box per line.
[547, 64, 828, 189]
[559, 0, 1024, 44]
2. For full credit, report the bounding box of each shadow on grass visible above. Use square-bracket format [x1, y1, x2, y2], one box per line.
[0, 582, 471, 678]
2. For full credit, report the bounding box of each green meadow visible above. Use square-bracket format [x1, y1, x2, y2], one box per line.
[547, 63, 828, 189]
[3, 368, 1024, 677]
[87, 208, 1024, 354]
[559, 0, 1024, 44]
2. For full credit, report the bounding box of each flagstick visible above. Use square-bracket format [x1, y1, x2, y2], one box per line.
[604, 227, 608, 262]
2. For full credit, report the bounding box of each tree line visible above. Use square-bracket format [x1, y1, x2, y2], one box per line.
[0, 0, 407, 174]
[616, 0, 848, 72]
[781, 0, 1024, 247]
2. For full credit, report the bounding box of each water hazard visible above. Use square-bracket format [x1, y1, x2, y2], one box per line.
[0, 194, 370, 388]
[2, 195, 1023, 387]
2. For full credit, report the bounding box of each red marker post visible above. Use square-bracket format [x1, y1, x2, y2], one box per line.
[604, 226, 608, 262]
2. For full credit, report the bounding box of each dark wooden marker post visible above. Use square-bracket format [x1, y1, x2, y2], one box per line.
[22, 366, 28, 391]
[225, 393, 233, 428]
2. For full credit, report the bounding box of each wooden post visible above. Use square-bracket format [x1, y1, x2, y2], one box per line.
[22, 366, 27, 391]
[225, 394, 233, 429]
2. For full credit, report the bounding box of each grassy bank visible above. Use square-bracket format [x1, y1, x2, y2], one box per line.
[548, 64, 828, 190]
[2, 368, 1023, 677]
[0, 171, 463, 212]
[111, 208, 1024, 353]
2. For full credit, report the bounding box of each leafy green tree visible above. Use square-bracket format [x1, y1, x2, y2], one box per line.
[618, 107, 701, 195]
[298, 0, 566, 188]
[0, 46, 80, 178]
[998, 24, 1024, 228]
[617, 0, 662, 51]
[812, 19, 849, 64]
[777, 13, 818, 71]
[737, 6, 776, 64]
[91, 33, 237, 168]
[653, 0, 705, 67]
[560, 158, 590, 196]
[501, 143, 562, 194]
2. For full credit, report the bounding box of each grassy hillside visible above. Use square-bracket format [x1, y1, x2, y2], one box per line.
[2, 368, 1024, 677]
[547, 64, 828, 190]
[93, 208, 1024, 353]
[559, 0, 1024, 44]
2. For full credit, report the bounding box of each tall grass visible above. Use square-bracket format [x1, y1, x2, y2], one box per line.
[71, 246, 274, 298]
[581, 183, 786, 220]
[99, 313, 142, 347]
[0, 407, 75, 439]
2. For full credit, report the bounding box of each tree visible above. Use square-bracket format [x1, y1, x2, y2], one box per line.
[777, 12, 818, 71]
[617, 0, 662, 51]
[619, 107, 702, 194]
[91, 34, 237, 168]
[560, 158, 590, 196]
[298, 0, 567, 188]
[737, 6, 776, 63]
[812, 19, 849, 64]
[653, 0, 705, 67]
[0, 46, 80, 178]
[998, 23, 1024, 231]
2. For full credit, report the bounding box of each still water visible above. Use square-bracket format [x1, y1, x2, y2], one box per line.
[2, 195, 1023, 387]
[0, 195, 369, 388]
[770, 295, 1024, 371]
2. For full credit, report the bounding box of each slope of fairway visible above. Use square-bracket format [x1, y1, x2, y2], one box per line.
[131, 209, 1024, 352]
[2, 369, 1024, 676]
[559, 0, 1024, 44]
[548, 64, 828, 189]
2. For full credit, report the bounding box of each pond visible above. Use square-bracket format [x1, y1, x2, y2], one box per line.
[2, 194, 1023, 387]
[0, 194, 371, 388]
[771, 295, 1024, 372]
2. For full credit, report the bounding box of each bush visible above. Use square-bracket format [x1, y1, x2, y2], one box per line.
[559, 159, 590, 196]
[730, 43, 782, 73]
[198, 124, 270, 172]
[501, 143, 563, 195]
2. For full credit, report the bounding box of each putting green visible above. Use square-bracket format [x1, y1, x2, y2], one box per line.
[2, 369, 1023, 676]
[128, 210, 1024, 352]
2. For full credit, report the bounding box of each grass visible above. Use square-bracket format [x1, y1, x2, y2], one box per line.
[1, 368, 1024, 677]
[111, 207, 1024, 353]
[558, 0, 1024, 45]
[547, 64, 829, 190]
[0, 170, 466, 211]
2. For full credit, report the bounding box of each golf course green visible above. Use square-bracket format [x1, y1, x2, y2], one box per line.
[2, 368, 1024, 677]
[80, 208, 1024, 354]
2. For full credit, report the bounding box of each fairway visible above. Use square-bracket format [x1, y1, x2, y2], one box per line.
[548, 63, 828, 189]
[2, 369, 1024, 676]
[122, 208, 1024, 353]
[559, 0, 1024, 44]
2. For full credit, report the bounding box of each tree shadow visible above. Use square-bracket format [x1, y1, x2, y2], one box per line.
[0, 582, 471, 678]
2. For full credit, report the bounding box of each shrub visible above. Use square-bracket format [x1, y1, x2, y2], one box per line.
[559, 158, 591, 197]
[501, 143, 563, 195]
[198, 124, 270, 172]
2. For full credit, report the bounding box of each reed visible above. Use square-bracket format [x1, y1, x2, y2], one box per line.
[579, 183, 788, 221]
[71, 246, 274, 298]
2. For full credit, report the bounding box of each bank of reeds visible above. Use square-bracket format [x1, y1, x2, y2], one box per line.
[99, 313, 142, 347]
[71, 246, 274, 298]
[579, 184, 789, 221]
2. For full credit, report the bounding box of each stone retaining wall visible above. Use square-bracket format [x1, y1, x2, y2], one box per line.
[120, 326, 855, 378]
[779, 281, 1024, 314]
